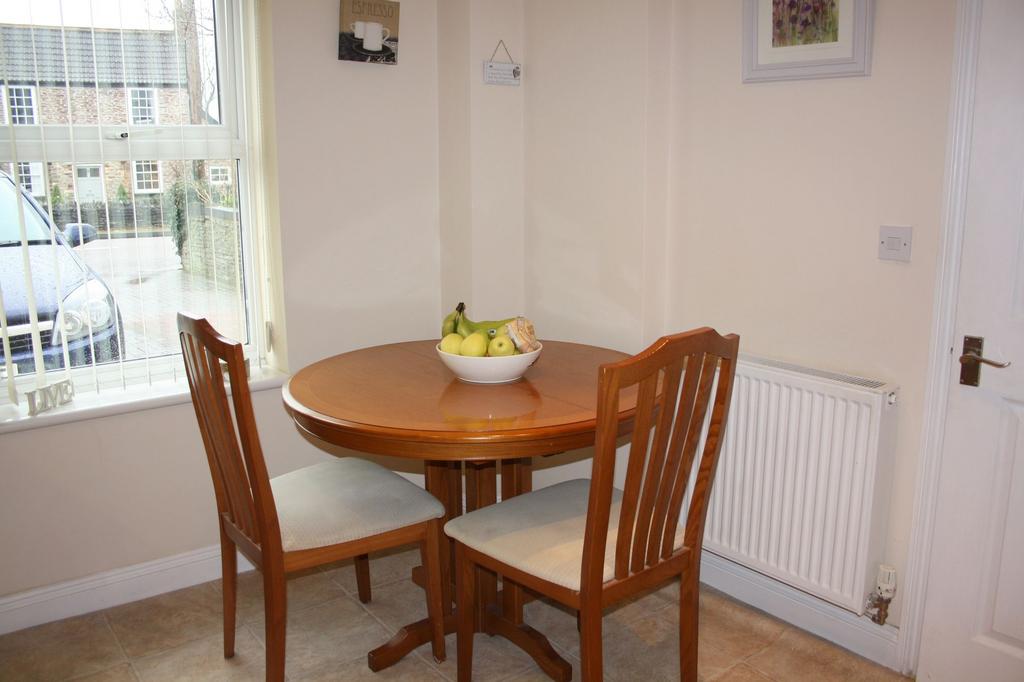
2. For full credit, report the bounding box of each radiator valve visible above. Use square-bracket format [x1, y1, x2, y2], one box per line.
[865, 564, 897, 625]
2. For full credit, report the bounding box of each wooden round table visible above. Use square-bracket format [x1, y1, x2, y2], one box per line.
[282, 339, 637, 680]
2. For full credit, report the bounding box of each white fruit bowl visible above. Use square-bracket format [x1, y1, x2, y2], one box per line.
[436, 343, 543, 384]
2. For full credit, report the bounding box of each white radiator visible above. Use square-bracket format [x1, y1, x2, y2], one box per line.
[702, 355, 898, 615]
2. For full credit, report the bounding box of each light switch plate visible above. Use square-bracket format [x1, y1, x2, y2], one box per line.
[879, 225, 912, 262]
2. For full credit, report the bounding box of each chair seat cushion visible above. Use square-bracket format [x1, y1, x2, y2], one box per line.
[271, 459, 444, 553]
[444, 479, 684, 592]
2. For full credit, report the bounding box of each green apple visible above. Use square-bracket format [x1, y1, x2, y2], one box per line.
[459, 332, 488, 357]
[488, 335, 515, 357]
[440, 333, 464, 355]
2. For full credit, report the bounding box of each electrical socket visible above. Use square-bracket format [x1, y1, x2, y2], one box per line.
[876, 564, 897, 599]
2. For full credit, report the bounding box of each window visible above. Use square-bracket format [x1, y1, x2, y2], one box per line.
[0, 2, 269, 416]
[18, 162, 44, 196]
[132, 161, 162, 193]
[2, 86, 37, 125]
[4, 162, 45, 197]
[129, 88, 158, 125]
[209, 165, 230, 185]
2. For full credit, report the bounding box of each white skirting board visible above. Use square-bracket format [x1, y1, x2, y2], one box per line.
[0, 546, 255, 636]
[700, 551, 899, 670]
[0, 544, 898, 672]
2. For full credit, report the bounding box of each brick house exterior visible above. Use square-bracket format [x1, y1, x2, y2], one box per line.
[1, 24, 216, 219]
[2, 20, 238, 288]
[33, 84, 189, 127]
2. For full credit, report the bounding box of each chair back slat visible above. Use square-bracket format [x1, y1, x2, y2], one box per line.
[660, 352, 719, 559]
[581, 328, 739, 594]
[178, 314, 281, 557]
[629, 357, 684, 573]
[681, 353, 738, 553]
[613, 371, 659, 579]
[181, 334, 257, 539]
[645, 352, 702, 566]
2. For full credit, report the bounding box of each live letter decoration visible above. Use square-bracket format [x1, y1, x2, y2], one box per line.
[339, 0, 400, 65]
[26, 379, 75, 416]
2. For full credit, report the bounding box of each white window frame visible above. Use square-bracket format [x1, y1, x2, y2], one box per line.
[4, 85, 38, 125]
[0, 1, 275, 421]
[4, 161, 45, 196]
[16, 161, 45, 197]
[129, 87, 159, 125]
[209, 165, 231, 185]
[132, 160, 162, 194]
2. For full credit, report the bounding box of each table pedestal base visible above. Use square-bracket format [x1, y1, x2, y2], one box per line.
[368, 613, 455, 671]
[367, 596, 572, 681]
[481, 606, 573, 681]
[367, 459, 571, 681]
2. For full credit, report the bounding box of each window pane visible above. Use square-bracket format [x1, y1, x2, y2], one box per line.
[0, 2, 248, 392]
[7, 86, 37, 124]
[1, 158, 247, 375]
[133, 161, 162, 193]
[0, 172, 108, 376]
[75, 160, 246, 362]
[209, 165, 230, 185]
[8, 161, 45, 197]
[130, 87, 157, 125]
[0, 174, 50, 242]
[0, 2, 220, 127]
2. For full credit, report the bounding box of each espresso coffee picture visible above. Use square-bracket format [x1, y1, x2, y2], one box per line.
[339, 0, 399, 65]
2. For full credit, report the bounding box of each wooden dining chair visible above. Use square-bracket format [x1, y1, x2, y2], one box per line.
[446, 327, 739, 681]
[177, 314, 447, 681]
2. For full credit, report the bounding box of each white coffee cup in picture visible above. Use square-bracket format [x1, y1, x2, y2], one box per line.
[362, 22, 390, 51]
[351, 21, 365, 39]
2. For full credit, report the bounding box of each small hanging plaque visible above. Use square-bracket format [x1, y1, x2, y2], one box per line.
[483, 61, 521, 86]
[483, 40, 521, 86]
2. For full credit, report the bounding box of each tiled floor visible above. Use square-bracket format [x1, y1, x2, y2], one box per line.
[0, 547, 908, 681]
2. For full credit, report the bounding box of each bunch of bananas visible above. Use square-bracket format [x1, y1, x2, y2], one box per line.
[439, 302, 540, 357]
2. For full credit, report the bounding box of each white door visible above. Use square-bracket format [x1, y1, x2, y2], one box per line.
[916, 1, 1024, 680]
[75, 165, 104, 203]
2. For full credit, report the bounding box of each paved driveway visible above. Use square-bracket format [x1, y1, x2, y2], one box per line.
[79, 236, 246, 360]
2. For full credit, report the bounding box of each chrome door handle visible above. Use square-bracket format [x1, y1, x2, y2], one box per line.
[958, 351, 1011, 369]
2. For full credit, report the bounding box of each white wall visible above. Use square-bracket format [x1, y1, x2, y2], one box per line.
[1, 0, 959, 638]
[273, 0, 442, 362]
[438, 0, 474, 312]
[468, 1, 525, 318]
[519, 0, 675, 485]
[666, 0, 955, 625]
[0, 0, 443, 598]
[0, 390, 330, 594]
[523, 1, 649, 353]
[520, 0, 956, 625]
[439, 0, 526, 320]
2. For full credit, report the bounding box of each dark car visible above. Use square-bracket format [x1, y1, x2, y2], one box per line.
[0, 172, 122, 374]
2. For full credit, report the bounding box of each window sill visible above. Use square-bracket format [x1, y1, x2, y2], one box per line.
[0, 367, 287, 436]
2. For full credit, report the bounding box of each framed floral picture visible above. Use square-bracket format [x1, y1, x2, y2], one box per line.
[742, 0, 873, 82]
